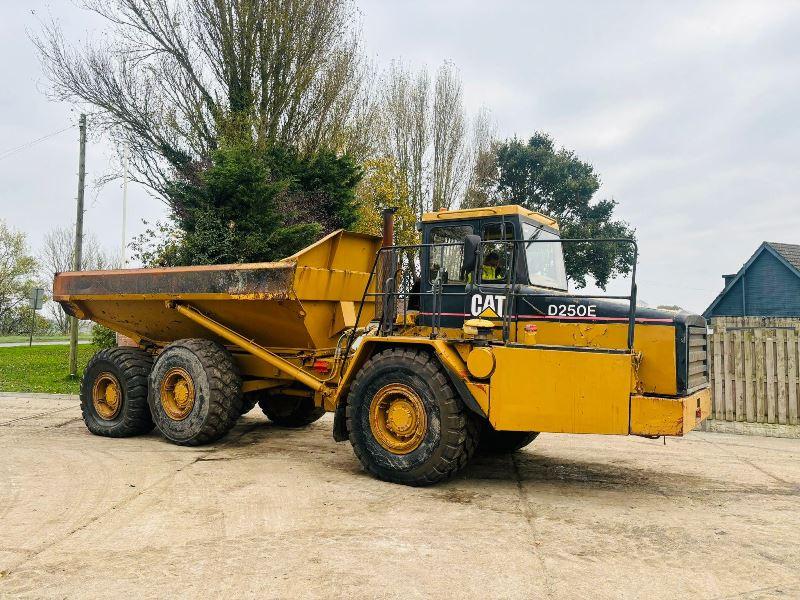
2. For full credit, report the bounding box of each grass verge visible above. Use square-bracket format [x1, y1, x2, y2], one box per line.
[0, 335, 91, 344]
[0, 344, 98, 394]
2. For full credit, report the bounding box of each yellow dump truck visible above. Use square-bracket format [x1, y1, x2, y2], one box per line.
[54, 205, 711, 485]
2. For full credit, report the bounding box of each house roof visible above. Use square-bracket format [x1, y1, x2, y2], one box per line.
[703, 242, 800, 318]
[768, 243, 800, 272]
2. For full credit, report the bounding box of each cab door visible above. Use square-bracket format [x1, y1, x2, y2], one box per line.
[465, 220, 517, 322]
[419, 223, 475, 329]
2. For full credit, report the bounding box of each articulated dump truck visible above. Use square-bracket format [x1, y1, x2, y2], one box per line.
[54, 205, 711, 486]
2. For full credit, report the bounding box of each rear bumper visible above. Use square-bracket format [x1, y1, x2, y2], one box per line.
[630, 387, 712, 437]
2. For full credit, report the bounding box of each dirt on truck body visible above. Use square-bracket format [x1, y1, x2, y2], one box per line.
[54, 205, 711, 485]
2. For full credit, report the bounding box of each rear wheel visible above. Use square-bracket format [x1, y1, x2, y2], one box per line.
[479, 423, 539, 454]
[240, 393, 258, 415]
[257, 388, 325, 427]
[346, 348, 479, 486]
[80, 347, 154, 437]
[148, 339, 243, 446]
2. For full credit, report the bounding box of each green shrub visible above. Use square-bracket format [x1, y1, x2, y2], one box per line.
[91, 324, 117, 349]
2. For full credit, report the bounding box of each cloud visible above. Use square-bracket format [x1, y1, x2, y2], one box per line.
[2, 0, 800, 314]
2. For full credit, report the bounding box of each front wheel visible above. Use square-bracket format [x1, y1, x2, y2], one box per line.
[346, 348, 479, 486]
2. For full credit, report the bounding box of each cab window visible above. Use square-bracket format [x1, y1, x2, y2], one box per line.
[521, 222, 568, 290]
[479, 222, 514, 284]
[428, 225, 473, 284]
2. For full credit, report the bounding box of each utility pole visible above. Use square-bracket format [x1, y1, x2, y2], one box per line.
[121, 147, 128, 265]
[69, 114, 87, 378]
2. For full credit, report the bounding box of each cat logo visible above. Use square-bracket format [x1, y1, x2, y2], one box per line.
[470, 294, 506, 318]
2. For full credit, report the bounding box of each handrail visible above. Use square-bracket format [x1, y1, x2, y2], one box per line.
[345, 237, 639, 360]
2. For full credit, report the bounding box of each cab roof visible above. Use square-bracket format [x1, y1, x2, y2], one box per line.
[421, 204, 559, 230]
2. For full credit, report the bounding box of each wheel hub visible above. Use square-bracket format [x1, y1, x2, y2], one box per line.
[92, 372, 122, 420]
[160, 368, 195, 421]
[369, 383, 427, 455]
[386, 400, 417, 434]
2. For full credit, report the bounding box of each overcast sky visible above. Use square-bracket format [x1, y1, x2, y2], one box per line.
[1, 1, 799, 313]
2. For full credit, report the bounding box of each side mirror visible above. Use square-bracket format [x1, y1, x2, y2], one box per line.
[462, 234, 481, 277]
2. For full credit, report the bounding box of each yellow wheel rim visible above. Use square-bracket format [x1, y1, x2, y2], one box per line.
[92, 372, 123, 420]
[160, 368, 195, 421]
[369, 383, 427, 455]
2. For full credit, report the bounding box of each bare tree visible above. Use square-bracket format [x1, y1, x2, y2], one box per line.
[39, 227, 117, 334]
[34, 0, 372, 195]
[407, 69, 431, 216]
[463, 106, 498, 209]
[431, 62, 467, 211]
[379, 60, 472, 218]
[381, 62, 427, 217]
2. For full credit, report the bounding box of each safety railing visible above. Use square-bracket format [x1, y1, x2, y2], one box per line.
[346, 237, 638, 357]
[474, 238, 639, 349]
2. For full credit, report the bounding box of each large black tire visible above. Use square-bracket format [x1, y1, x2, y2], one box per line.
[80, 347, 154, 437]
[148, 339, 243, 446]
[479, 423, 539, 454]
[346, 348, 479, 486]
[257, 389, 325, 427]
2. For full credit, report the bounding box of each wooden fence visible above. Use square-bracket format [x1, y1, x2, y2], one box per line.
[709, 317, 800, 425]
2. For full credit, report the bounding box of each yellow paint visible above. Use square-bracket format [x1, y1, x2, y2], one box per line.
[403, 321, 678, 396]
[467, 347, 495, 379]
[478, 306, 500, 319]
[368, 383, 427, 454]
[159, 367, 196, 421]
[240, 380, 283, 393]
[54, 229, 381, 353]
[171, 302, 331, 395]
[511, 321, 678, 395]
[55, 212, 710, 442]
[422, 204, 559, 230]
[330, 301, 356, 337]
[630, 388, 712, 436]
[465, 381, 490, 415]
[335, 336, 478, 408]
[489, 346, 634, 434]
[92, 372, 122, 420]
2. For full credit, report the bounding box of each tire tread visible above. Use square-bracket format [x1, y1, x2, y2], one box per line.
[346, 348, 479, 486]
[80, 347, 154, 437]
[150, 339, 242, 446]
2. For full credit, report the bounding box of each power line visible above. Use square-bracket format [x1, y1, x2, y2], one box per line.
[0, 124, 75, 162]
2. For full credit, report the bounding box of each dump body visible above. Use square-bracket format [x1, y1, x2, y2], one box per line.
[54, 230, 382, 351]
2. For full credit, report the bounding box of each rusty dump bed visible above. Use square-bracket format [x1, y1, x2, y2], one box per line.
[54, 230, 382, 351]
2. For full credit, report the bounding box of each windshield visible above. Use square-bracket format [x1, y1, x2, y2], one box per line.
[522, 223, 568, 290]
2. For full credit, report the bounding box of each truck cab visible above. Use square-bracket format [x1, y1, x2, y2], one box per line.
[417, 205, 566, 325]
[364, 204, 711, 437]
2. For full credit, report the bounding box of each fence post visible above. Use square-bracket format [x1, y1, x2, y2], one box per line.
[754, 327, 766, 422]
[777, 328, 788, 424]
[789, 330, 799, 425]
[765, 329, 777, 424]
[744, 329, 755, 422]
[734, 330, 744, 421]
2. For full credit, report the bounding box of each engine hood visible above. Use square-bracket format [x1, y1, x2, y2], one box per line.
[513, 289, 706, 328]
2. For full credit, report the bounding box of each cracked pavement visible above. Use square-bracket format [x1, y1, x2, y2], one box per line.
[1, 393, 798, 599]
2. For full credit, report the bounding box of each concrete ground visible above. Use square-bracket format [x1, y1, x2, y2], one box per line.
[1, 394, 798, 600]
